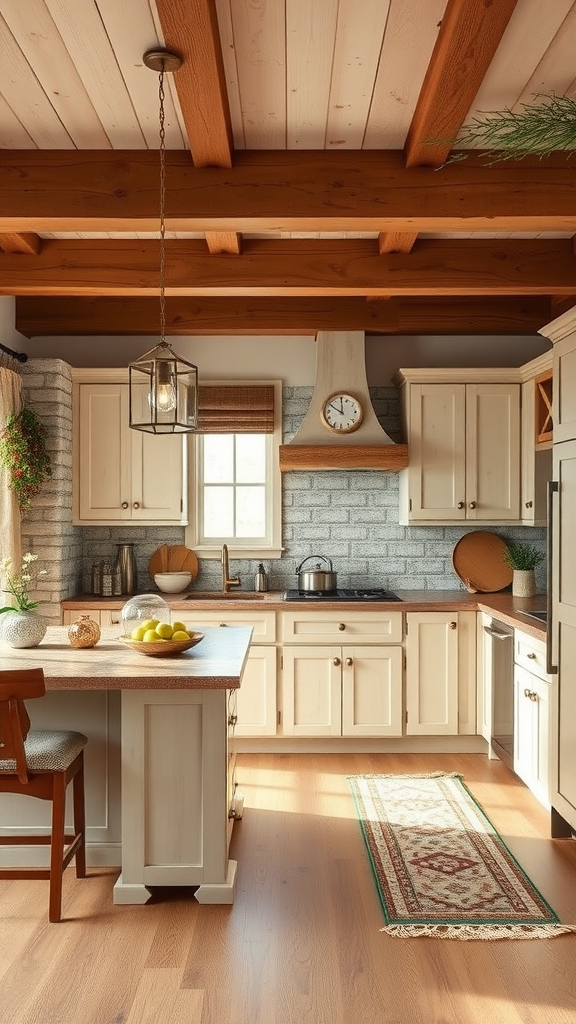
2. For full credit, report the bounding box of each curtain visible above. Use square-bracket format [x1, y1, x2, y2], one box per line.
[197, 384, 275, 433]
[0, 365, 23, 592]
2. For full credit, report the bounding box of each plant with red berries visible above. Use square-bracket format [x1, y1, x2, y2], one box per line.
[0, 408, 52, 514]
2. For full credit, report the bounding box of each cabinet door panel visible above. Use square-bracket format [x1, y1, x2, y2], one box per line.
[78, 385, 131, 520]
[465, 384, 520, 520]
[282, 646, 341, 736]
[405, 613, 459, 735]
[234, 646, 277, 736]
[132, 423, 185, 522]
[514, 665, 550, 808]
[341, 646, 402, 737]
[408, 384, 466, 520]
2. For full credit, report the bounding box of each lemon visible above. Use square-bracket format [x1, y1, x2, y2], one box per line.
[143, 629, 161, 642]
[172, 621, 188, 634]
[156, 622, 174, 640]
[172, 630, 190, 642]
[140, 618, 160, 632]
[131, 625, 147, 641]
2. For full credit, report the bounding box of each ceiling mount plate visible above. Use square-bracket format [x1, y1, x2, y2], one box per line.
[143, 49, 183, 73]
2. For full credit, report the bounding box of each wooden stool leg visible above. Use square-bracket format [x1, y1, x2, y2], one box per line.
[73, 754, 86, 878]
[49, 774, 67, 923]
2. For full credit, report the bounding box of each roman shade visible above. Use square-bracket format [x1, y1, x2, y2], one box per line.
[197, 384, 275, 433]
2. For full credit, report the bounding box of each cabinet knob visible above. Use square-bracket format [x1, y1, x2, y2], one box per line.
[469, 501, 477, 509]
[525, 500, 533, 508]
[345, 657, 353, 666]
[524, 688, 538, 702]
[333, 657, 341, 666]
[526, 651, 537, 659]
[133, 502, 140, 509]
[457, 502, 465, 509]
[121, 501, 129, 509]
[338, 622, 346, 631]
[449, 621, 457, 630]
[219, 623, 228, 627]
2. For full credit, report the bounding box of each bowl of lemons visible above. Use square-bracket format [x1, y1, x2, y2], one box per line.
[119, 618, 204, 657]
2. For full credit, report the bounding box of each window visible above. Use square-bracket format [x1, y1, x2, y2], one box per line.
[185, 380, 283, 558]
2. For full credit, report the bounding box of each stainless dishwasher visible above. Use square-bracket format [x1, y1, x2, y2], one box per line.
[484, 620, 515, 771]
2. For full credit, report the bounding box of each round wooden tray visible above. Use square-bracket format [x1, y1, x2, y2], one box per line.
[148, 545, 199, 580]
[452, 531, 512, 593]
[119, 633, 204, 657]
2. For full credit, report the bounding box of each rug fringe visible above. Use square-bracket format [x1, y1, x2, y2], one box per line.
[380, 924, 576, 941]
[347, 772, 462, 780]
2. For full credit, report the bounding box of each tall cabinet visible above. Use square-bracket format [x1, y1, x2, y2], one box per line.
[539, 310, 576, 838]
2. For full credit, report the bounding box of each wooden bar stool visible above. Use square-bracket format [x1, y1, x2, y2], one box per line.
[0, 667, 88, 922]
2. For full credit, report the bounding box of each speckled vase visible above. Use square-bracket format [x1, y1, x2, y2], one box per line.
[512, 570, 536, 598]
[0, 610, 47, 648]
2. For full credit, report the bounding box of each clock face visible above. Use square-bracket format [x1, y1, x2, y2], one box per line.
[321, 392, 363, 433]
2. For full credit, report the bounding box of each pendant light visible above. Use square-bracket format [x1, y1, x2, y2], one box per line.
[129, 49, 199, 434]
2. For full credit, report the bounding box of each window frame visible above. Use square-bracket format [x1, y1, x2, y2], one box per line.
[184, 379, 283, 559]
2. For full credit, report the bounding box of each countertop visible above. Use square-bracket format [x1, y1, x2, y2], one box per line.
[62, 590, 548, 640]
[0, 625, 253, 690]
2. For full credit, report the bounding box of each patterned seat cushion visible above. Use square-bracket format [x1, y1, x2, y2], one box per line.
[0, 730, 87, 773]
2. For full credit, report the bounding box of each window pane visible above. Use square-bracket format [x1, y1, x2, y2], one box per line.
[204, 435, 234, 482]
[204, 486, 234, 536]
[236, 435, 266, 483]
[236, 486, 266, 537]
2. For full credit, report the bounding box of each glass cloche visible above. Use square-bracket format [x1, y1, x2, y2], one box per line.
[121, 593, 171, 639]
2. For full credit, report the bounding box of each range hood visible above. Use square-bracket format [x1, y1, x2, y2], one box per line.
[279, 330, 408, 471]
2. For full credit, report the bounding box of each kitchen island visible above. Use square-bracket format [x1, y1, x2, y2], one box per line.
[0, 625, 252, 906]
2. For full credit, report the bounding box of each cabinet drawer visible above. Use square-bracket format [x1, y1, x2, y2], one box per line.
[172, 608, 276, 643]
[281, 610, 402, 644]
[514, 630, 552, 682]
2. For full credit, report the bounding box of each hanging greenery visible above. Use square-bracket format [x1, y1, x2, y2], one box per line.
[0, 407, 53, 514]
[448, 93, 576, 165]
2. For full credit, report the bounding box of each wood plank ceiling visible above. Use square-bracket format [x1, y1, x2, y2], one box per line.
[1, 0, 576, 338]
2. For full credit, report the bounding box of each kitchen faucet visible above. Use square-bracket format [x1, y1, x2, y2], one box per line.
[221, 543, 241, 593]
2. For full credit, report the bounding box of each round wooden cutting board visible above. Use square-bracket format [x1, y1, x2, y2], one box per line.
[452, 531, 512, 593]
[148, 545, 199, 580]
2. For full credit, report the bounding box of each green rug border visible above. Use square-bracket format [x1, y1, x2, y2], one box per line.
[347, 772, 562, 928]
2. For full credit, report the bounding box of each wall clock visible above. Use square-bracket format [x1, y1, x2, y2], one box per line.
[320, 392, 364, 433]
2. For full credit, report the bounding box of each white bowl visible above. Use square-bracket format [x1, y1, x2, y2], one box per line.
[154, 572, 192, 594]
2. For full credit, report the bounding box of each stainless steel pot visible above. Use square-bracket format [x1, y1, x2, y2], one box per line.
[295, 555, 337, 592]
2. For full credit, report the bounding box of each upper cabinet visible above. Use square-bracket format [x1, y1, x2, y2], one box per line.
[520, 353, 553, 527]
[394, 370, 520, 526]
[72, 371, 187, 526]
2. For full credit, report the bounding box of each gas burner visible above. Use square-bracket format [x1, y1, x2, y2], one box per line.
[283, 588, 402, 602]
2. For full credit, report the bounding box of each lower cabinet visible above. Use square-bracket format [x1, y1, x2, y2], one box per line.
[514, 666, 550, 808]
[281, 644, 403, 737]
[405, 611, 477, 735]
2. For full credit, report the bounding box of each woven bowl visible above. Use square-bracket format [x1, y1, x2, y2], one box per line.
[118, 632, 204, 657]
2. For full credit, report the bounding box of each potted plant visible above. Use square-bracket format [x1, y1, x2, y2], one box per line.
[502, 543, 545, 598]
[0, 407, 52, 515]
[0, 552, 48, 647]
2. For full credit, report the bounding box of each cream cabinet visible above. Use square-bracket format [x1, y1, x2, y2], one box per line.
[513, 630, 551, 809]
[72, 372, 187, 525]
[281, 610, 403, 738]
[405, 611, 476, 735]
[520, 353, 553, 526]
[176, 608, 278, 737]
[394, 370, 520, 525]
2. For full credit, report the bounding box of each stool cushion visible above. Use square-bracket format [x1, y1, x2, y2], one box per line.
[0, 730, 88, 773]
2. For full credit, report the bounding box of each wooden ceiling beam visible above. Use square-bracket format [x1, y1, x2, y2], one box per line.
[15, 295, 551, 338]
[3, 151, 576, 232]
[0, 232, 42, 254]
[405, 0, 519, 168]
[154, 0, 233, 168]
[378, 232, 418, 254]
[205, 232, 242, 254]
[2, 239, 574, 297]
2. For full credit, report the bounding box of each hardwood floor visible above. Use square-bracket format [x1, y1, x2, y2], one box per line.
[0, 752, 575, 1024]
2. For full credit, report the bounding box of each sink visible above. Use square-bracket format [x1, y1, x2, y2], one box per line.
[520, 610, 547, 623]
[184, 591, 267, 601]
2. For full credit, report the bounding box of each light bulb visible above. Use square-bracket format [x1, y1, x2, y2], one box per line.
[150, 360, 176, 413]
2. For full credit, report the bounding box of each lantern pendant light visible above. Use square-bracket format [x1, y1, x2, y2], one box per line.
[129, 49, 199, 434]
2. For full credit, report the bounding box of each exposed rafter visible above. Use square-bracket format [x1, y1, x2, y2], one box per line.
[1, 239, 574, 298]
[15, 295, 552, 338]
[2, 151, 576, 234]
[0, 233, 42, 255]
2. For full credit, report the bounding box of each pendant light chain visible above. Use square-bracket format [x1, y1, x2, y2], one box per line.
[158, 63, 167, 345]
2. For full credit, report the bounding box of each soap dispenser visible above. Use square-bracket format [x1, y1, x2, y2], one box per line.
[255, 563, 269, 592]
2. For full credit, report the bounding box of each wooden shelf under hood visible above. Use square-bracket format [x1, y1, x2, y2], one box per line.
[279, 443, 408, 471]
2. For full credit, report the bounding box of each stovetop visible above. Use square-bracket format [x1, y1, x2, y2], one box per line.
[283, 588, 402, 602]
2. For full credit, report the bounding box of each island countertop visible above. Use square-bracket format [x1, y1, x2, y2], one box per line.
[0, 625, 253, 690]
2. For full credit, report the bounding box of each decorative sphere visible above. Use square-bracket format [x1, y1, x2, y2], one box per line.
[68, 615, 100, 649]
[120, 593, 171, 638]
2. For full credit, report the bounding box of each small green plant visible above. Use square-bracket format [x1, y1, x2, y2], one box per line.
[503, 543, 545, 572]
[0, 553, 47, 612]
[452, 93, 576, 165]
[0, 407, 52, 514]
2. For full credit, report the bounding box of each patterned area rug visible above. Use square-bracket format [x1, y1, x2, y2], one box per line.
[348, 773, 575, 940]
